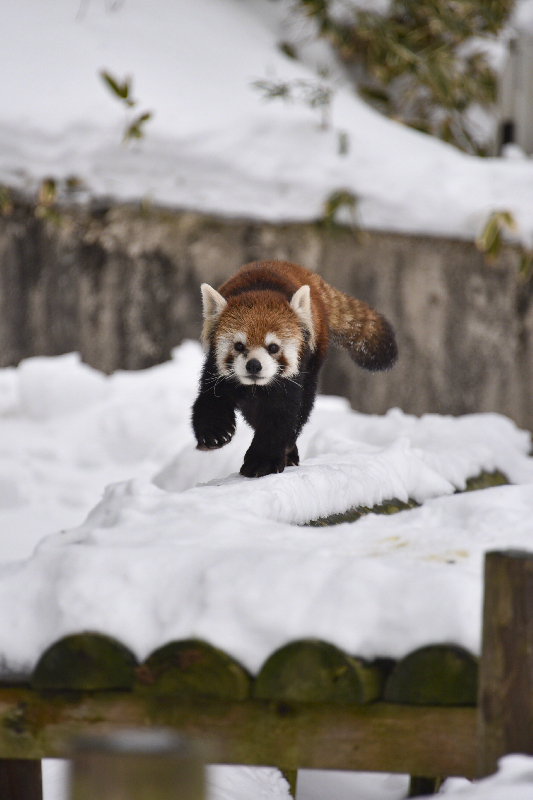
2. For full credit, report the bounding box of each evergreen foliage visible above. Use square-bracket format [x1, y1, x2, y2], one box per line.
[295, 0, 514, 153]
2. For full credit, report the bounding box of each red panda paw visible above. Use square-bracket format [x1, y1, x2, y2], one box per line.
[285, 445, 299, 467]
[195, 423, 236, 451]
[240, 451, 286, 479]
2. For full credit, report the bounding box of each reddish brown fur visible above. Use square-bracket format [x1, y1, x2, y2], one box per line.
[216, 290, 303, 349]
[215, 261, 397, 371]
[193, 260, 396, 477]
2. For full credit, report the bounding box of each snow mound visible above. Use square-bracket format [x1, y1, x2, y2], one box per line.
[0, 342, 531, 676]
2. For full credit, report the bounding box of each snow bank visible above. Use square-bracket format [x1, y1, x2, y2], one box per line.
[0, 342, 531, 677]
[438, 755, 533, 799]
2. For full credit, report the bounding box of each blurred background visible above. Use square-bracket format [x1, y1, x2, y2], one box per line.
[1, 0, 533, 430]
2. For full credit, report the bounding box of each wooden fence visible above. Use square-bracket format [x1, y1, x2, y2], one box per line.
[0, 550, 530, 800]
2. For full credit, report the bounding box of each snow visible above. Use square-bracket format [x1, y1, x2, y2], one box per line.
[0, 341, 531, 678]
[0, 342, 529, 800]
[2, 0, 533, 246]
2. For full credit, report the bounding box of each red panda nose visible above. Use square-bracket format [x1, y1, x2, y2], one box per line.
[246, 358, 262, 374]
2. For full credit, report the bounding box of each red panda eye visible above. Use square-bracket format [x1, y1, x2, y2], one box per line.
[267, 343, 279, 354]
[234, 342, 245, 353]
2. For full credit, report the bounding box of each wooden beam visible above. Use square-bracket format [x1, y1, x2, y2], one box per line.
[0, 688, 476, 777]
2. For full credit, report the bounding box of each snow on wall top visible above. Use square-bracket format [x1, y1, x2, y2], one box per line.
[1, 0, 533, 246]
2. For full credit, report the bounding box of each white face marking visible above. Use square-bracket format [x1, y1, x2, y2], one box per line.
[215, 331, 303, 385]
[282, 339, 300, 377]
[215, 331, 246, 376]
[265, 333, 280, 347]
[233, 345, 278, 385]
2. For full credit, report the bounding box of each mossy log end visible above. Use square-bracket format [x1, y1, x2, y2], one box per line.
[137, 639, 251, 700]
[253, 639, 384, 704]
[384, 644, 478, 706]
[31, 633, 137, 692]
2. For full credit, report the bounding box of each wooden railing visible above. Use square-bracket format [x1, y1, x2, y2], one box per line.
[0, 550, 531, 800]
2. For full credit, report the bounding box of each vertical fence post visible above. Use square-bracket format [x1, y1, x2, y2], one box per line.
[477, 549, 533, 777]
[69, 728, 205, 800]
[280, 768, 297, 798]
[0, 759, 42, 800]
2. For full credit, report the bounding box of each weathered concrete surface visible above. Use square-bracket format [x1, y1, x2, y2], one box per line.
[0, 199, 532, 431]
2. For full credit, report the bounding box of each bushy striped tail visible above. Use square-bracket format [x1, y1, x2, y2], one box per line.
[317, 278, 398, 371]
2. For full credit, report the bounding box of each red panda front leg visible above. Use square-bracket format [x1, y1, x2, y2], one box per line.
[240, 437, 289, 478]
[192, 351, 237, 451]
[239, 392, 302, 478]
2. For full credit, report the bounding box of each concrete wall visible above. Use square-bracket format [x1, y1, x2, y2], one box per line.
[1, 199, 532, 431]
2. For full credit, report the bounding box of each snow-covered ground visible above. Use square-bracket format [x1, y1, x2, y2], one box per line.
[2, 342, 533, 676]
[0, 343, 531, 800]
[1, 0, 533, 246]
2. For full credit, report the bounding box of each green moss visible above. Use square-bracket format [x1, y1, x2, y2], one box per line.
[306, 470, 509, 527]
[253, 639, 383, 704]
[461, 469, 508, 492]
[32, 633, 137, 691]
[308, 498, 419, 527]
[137, 639, 251, 700]
[383, 644, 478, 706]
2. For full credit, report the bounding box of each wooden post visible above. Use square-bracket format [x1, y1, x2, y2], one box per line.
[408, 776, 441, 797]
[477, 550, 533, 776]
[69, 728, 205, 800]
[280, 768, 297, 798]
[0, 759, 42, 800]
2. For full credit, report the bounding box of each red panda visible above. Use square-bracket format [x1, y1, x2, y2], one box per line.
[192, 260, 397, 478]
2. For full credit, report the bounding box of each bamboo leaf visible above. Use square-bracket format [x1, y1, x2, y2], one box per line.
[100, 70, 130, 101]
[292, 0, 511, 152]
[123, 111, 152, 141]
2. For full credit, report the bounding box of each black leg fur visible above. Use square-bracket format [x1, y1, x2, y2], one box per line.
[285, 444, 299, 467]
[192, 352, 237, 450]
[191, 346, 323, 477]
[238, 381, 303, 478]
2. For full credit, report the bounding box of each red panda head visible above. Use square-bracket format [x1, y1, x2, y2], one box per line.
[200, 283, 315, 386]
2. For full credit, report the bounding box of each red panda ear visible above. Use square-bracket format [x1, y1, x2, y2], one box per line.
[290, 285, 316, 350]
[201, 284, 227, 319]
[200, 284, 227, 350]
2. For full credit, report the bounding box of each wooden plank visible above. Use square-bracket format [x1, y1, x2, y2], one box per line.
[408, 776, 441, 797]
[0, 759, 42, 800]
[477, 549, 533, 776]
[0, 689, 477, 777]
